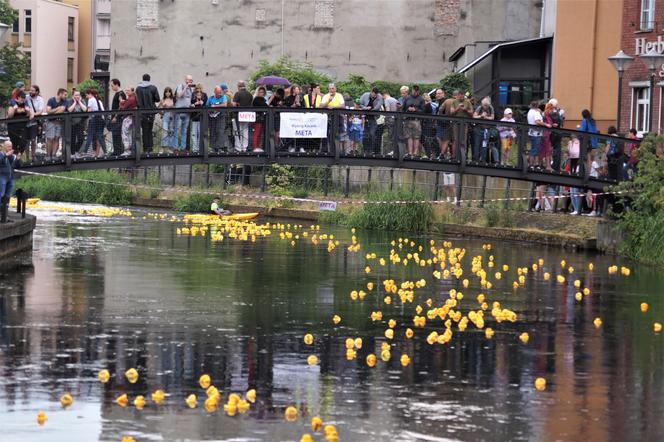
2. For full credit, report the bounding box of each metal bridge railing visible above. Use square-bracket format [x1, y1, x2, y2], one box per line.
[2, 107, 640, 191]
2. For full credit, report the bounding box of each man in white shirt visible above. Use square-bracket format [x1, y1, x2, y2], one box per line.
[526, 101, 547, 167]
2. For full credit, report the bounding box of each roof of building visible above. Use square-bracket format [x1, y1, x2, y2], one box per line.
[457, 36, 553, 74]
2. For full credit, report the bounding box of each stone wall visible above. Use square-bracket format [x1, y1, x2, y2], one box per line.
[110, 0, 541, 90]
[0, 214, 36, 261]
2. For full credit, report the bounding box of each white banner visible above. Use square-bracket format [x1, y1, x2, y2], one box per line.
[319, 201, 337, 211]
[279, 113, 328, 138]
[238, 111, 256, 122]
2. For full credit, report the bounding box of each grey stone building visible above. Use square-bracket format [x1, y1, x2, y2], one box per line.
[110, 0, 542, 91]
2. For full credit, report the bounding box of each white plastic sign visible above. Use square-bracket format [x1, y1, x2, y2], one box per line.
[279, 113, 328, 138]
[238, 111, 256, 122]
[319, 201, 337, 211]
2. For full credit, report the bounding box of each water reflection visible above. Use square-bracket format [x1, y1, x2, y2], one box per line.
[0, 209, 663, 441]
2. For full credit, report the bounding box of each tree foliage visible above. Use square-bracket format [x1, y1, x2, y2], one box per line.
[615, 134, 664, 266]
[0, 0, 18, 26]
[249, 57, 333, 92]
[76, 78, 105, 100]
[0, 43, 30, 105]
[440, 72, 471, 98]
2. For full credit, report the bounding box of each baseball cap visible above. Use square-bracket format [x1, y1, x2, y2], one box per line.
[15, 81, 24, 88]
[220, 83, 229, 91]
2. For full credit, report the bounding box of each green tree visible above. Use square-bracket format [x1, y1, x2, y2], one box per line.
[75, 78, 105, 100]
[0, 43, 30, 105]
[440, 72, 471, 98]
[615, 134, 664, 266]
[249, 57, 333, 92]
[0, 0, 18, 26]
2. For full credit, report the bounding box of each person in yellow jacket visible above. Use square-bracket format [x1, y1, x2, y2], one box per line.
[320, 83, 345, 109]
[303, 84, 322, 108]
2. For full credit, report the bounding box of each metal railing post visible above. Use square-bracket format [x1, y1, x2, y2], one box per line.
[63, 115, 72, 169]
[518, 126, 528, 176]
[479, 175, 487, 208]
[458, 121, 467, 172]
[455, 174, 463, 207]
[433, 171, 440, 201]
[395, 113, 404, 164]
[266, 108, 275, 160]
[344, 166, 350, 197]
[201, 109, 209, 162]
[503, 179, 511, 209]
[330, 110, 338, 158]
[324, 165, 330, 196]
[133, 110, 141, 164]
[579, 133, 590, 184]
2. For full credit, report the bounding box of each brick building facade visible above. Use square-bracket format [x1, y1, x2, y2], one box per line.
[620, 0, 664, 134]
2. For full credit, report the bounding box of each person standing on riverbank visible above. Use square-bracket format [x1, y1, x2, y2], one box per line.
[0, 140, 20, 223]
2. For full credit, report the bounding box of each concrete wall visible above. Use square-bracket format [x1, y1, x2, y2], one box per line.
[551, 0, 623, 132]
[10, 0, 79, 97]
[110, 0, 541, 92]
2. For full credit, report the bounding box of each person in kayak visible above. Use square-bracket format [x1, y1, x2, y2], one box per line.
[210, 196, 231, 216]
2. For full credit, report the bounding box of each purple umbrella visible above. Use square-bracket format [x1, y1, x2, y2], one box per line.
[255, 75, 291, 86]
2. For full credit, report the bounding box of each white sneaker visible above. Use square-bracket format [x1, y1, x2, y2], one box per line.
[299, 148, 306, 153]
[288, 147, 295, 153]
[588, 211, 598, 217]
[120, 151, 132, 157]
[570, 211, 579, 215]
[253, 148, 264, 153]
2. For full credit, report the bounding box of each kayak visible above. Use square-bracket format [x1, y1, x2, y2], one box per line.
[222, 212, 259, 221]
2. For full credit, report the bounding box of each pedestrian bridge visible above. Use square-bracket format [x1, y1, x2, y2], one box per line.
[6, 107, 634, 192]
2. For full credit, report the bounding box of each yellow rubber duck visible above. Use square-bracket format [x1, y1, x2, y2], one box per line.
[400, 354, 411, 366]
[185, 394, 197, 408]
[641, 302, 649, 313]
[133, 395, 146, 410]
[125, 368, 139, 384]
[380, 349, 391, 362]
[593, 318, 602, 328]
[519, 332, 529, 344]
[366, 354, 377, 367]
[246, 389, 256, 403]
[151, 389, 165, 404]
[300, 434, 314, 442]
[575, 292, 583, 302]
[199, 374, 211, 389]
[405, 328, 414, 339]
[485, 328, 494, 339]
[204, 396, 218, 413]
[36, 411, 47, 426]
[534, 377, 546, 391]
[116, 393, 128, 407]
[312, 416, 323, 431]
[98, 369, 110, 383]
[384, 329, 394, 340]
[303, 333, 314, 345]
[285, 405, 298, 422]
[60, 393, 73, 408]
[332, 315, 341, 325]
[307, 355, 319, 365]
[237, 399, 250, 413]
[354, 337, 363, 349]
[654, 322, 662, 332]
[121, 437, 135, 442]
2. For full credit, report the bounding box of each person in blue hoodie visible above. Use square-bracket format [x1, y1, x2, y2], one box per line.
[577, 109, 598, 171]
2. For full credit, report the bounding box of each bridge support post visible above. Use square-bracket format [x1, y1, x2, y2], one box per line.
[479, 176, 487, 208]
[395, 114, 404, 164]
[389, 169, 394, 191]
[133, 110, 141, 164]
[503, 179, 511, 209]
[171, 166, 176, 187]
[324, 166, 330, 196]
[518, 126, 528, 176]
[144, 167, 148, 184]
[411, 169, 416, 194]
[222, 165, 228, 190]
[367, 168, 372, 194]
[433, 171, 440, 201]
[455, 174, 463, 207]
[188, 165, 193, 187]
[201, 109, 209, 162]
[344, 166, 350, 198]
[261, 166, 267, 192]
[206, 164, 210, 188]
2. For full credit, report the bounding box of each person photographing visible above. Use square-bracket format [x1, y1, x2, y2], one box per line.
[0, 140, 20, 223]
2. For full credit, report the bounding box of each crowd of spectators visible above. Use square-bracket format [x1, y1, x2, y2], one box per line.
[3, 75, 643, 216]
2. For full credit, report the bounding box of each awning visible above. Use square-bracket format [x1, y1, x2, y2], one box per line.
[457, 36, 553, 74]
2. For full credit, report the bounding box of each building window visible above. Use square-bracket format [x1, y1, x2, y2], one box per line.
[67, 58, 74, 83]
[633, 87, 650, 134]
[24, 9, 31, 33]
[12, 17, 18, 33]
[68, 17, 75, 41]
[641, 0, 655, 31]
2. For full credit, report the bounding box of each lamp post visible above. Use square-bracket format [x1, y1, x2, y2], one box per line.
[639, 47, 664, 133]
[608, 50, 634, 132]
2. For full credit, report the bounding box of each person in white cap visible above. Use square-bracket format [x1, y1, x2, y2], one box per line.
[497, 108, 516, 164]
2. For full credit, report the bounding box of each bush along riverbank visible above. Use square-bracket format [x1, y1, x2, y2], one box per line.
[17, 169, 603, 250]
[614, 134, 664, 267]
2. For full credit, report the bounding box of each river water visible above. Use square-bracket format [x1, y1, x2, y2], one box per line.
[0, 205, 663, 442]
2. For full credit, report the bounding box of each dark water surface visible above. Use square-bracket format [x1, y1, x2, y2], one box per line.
[1, 205, 663, 442]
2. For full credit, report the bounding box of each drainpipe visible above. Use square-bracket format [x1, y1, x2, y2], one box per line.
[588, 0, 599, 112]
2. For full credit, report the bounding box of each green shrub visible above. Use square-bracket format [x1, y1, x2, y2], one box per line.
[347, 189, 433, 232]
[173, 192, 215, 213]
[75, 78, 105, 100]
[615, 134, 664, 266]
[249, 57, 333, 91]
[17, 170, 134, 205]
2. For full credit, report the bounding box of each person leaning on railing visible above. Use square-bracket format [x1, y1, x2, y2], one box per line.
[67, 90, 88, 158]
[6, 92, 33, 157]
[45, 88, 67, 160]
[402, 85, 425, 158]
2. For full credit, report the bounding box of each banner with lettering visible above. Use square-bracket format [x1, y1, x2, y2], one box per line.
[279, 113, 328, 138]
